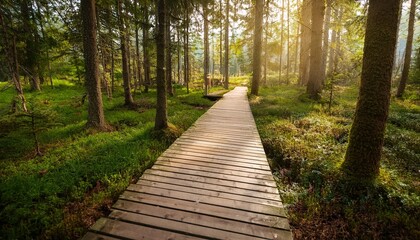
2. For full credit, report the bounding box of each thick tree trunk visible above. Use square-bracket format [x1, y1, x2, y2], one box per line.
[143, 6, 151, 93]
[204, 1, 210, 95]
[251, 0, 264, 95]
[154, 0, 168, 130]
[299, 0, 311, 85]
[306, 0, 324, 99]
[166, 13, 174, 96]
[81, 0, 107, 130]
[396, 0, 416, 98]
[117, 0, 134, 106]
[320, 0, 331, 85]
[223, 0, 230, 89]
[342, 0, 400, 180]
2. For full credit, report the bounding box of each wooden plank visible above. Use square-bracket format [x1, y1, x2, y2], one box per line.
[143, 169, 279, 194]
[155, 157, 274, 176]
[139, 173, 282, 201]
[173, 140, 266, 155]
[81, 232, 122, 240]
[126, 184, 283, 216]
[133, 180, 282, 207]
[109, 209, 262, 240]
[158, 154, 271, 171]
[90, 218, 204, 240]
[151, 164, 277, 188]
[162, 149, 269, 166]
[170, 144, 268, 159]
[154, 160, 274, 180]
[120, 191, 289, 229]
[112, 200, 292, 239]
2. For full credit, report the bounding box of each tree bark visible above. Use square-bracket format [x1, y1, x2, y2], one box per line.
[342, 0, 401, 180]
[224, 0, 230, 89]
[278, 0, 284, 84]
[184, 6, 190, 94]
[320, 0, 331, 85]
[204, 1, 210, 95]
[143, 5, 151, 93]
[251, 0, 264, 95]
[299, 0, 311, 86]
[81, 0, 107, 130]
[117, 0, 134, 106]
[286, 0, 290, 84]
[21, 0, 41, 91]
[154, 0, 168, 130]
[166, 11, 174, 96]
[0, 12, 27, 112]
[306, 0, 324, 99]
[396, 0, 416, 98]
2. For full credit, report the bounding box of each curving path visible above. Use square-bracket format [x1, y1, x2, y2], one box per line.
[82, 87, 293, 240]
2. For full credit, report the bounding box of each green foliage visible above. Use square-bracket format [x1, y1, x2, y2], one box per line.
[0, 83, 214, 239]
[250, 85, 420, 239]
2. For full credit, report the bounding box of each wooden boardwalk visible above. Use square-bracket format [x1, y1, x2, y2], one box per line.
[82, 87, 292, 240]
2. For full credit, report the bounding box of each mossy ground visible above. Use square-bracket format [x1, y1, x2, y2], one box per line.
[0, 80, 215, 239]
[250, 83, 420, 239]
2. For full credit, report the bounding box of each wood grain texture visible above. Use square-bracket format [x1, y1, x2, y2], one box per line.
[83, 87, 292, 239]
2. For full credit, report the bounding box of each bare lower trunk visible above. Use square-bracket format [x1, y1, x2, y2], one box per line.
[396, 0, 416, 98]
[155, 0, 168, 130]
[204, 2, 210, 95]
[342, 0, 400, 180]
[81, 0, 107, 130]
[223, 0, 229, 89]
[306, 0, 324, 99]
[251, 0, 264, 95]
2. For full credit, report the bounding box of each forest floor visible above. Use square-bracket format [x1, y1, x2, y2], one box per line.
[250, 83, 420, 239]
[0, 80, 219, 239]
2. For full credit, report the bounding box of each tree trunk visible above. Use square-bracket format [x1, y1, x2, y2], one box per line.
[286, 0, 290, 84]
[204, 1, 210, 95]
[81, 0, 107, 130]
[396, 0, 416, 98]
[166, 12, 174, 96]
[21, 0, 41, 91]
[278, 0, 284, 84]
[342, 0, 400, 180]
[306, 0, 324, 99]
[294, 0, 300, 75]
[263, 0, 269, 86]
[299, 0, 311, 85]
[320, 0, 331, 85]
[184, 7, 190, 94]
[117, 0, 134, 106]
[143, 5, 151, 93]
[0, 12, 27, 112]
[154, 0, 168, 130]
[251, 0, 264, 95]
[223, 0, 230, 89]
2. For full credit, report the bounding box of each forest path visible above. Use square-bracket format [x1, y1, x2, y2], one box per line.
[82, 87, 292, 240]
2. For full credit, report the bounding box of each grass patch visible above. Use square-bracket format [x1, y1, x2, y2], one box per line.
[0, 82, 214, 239]
[250, 84, 420, 239]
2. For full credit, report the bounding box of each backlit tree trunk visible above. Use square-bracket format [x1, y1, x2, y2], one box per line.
[81, 0, 107, 130]
[204, 1, 210, 95]
[223, 0, 230, 89]
[299, 0, 311, 85]
[154, 0, 168, 130]
[251, 0, 264, 95]
[143, 5, 151, 93]
[342, 0, 401, 180]
[320, 0, 331, 85]
[306, 0, 324, 99]
[396, 0, 416, 98]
